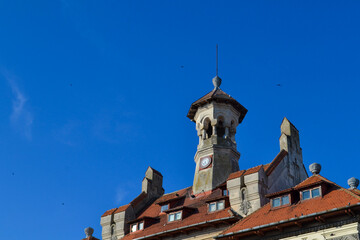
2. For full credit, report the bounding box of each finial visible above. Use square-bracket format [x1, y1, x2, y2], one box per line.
[309, 163, 321, 175]
[348, 177, 359, 189]
[84, 227, 94, 238]
[212, 76, 222, 89]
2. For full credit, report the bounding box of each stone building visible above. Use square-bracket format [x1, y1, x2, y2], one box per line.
[81, 74, 360, 240]
[216, 165, 360, 240]
[97, 75, 309, 240]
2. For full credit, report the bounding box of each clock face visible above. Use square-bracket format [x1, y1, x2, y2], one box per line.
[200, 156, 212, 169]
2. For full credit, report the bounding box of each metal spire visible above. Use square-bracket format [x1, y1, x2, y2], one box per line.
[212, 44, 222, 89]
[216, 44, 218, 76]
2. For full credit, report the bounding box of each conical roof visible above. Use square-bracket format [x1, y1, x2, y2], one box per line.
[187, 87, 247, 123]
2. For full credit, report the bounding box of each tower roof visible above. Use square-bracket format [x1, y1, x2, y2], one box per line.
[187, 87, 248, 123]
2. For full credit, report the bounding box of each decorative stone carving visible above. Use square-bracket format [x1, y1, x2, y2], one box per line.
[212, 75, 222, 89]
[240, 200, 252, 215]
[85, 227, 94, 238]
[309, 163, 321, 175]
[348, 177, 359, 189]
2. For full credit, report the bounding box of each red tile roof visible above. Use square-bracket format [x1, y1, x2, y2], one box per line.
[102, 208, 118, 217]
[228, 150, 288, 181]
[218, 175, 360, 239]
[121, 187, 237, 240]
[293, 174, 326, 190]
[350, 188, 360, 196]
[102, 193, 147, 217]
[227, 165, 264, 181]
[114, 204, 131, 214]
[264, 150, 288, 175]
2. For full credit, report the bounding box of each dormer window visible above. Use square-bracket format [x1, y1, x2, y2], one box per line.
[168, 211, 182, 222]
[160, 204, 169, 212]
[209, 200, 225, 212]
[272, 195, 290, 208]
[130, 221, 144, 233]
[302, 187, 321, 200]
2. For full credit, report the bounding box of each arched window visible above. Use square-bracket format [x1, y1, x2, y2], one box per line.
[204, 118, 212, 139]
[241, 189, 246, 201]
[217, 120, 225, 138]
[111, 224, 116, 240]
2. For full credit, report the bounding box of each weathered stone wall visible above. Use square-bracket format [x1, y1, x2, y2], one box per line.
[192, 102, 242, 194]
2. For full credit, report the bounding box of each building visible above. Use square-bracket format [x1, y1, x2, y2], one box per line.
[82, 74, 360, 240]
[215, 165, 360, 240]
[98, 75, 308, 240]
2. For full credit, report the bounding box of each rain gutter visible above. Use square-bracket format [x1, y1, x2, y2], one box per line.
[215, 203, 360, 239]
[134, 216, 236, 240]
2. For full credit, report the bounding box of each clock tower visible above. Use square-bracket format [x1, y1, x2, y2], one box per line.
[187, 75, 247, 195]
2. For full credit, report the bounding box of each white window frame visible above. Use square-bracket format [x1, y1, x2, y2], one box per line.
[168, 211, 182, 222]
[271, 194, 290, 208]
[302, 187, 321, 201]
[208, 200, 225, 212]
[130, 221, 145, 233]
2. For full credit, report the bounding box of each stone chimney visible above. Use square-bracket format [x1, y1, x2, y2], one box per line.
[101, 167, 164, 240]
[279, 117, 307, 183]
[142, 166, 164, 199]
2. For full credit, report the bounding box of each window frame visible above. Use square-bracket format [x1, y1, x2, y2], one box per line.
[130, 221, 145, 233]
[271, 194, 291, 208]
[167, 210, 182, 222]
[208, 200, 225, 213]
[301, 187, 321, 201]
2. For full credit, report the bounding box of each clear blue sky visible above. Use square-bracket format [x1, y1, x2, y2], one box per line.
[1, 1, 359, 239]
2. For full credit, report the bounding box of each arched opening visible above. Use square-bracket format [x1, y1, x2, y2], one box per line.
[204, 118, 212, 139]
[241, 189, 246, 201]
[217, 120, 225, 138]
[110, 224, 116, 240]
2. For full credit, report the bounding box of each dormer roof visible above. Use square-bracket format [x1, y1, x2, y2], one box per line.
[187, 88, 247, 123]
[217, 174, 360, 239]
[121, 186, 237, 240]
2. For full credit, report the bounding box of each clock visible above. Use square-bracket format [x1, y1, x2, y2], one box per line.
[200, 156, 212, 169]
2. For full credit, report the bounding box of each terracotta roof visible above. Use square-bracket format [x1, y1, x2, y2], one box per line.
[350, 188, 360, 196]
[227, 165, 263, 181]
[227, 150, 288, 182]
[218, 175, 360, 239]
[102, 193, 147, 217]
[101, 208, 118, 217]
[264, 150, 288, 175]
[187, 88, 247, 123]
[114, 204, 131, 214]
[121, 187, 237, 240]
[154, 187, 191, 205]
[293, 174, 326, 190]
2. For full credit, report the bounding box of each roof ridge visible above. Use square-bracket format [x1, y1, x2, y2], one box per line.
[217, 203, 271, 237]
[162, 186, 192, 196]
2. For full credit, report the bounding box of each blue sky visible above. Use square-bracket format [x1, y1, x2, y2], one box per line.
[1, 1, 360, 239]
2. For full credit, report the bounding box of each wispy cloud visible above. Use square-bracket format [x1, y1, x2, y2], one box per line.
[2, 70, 33, 140]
